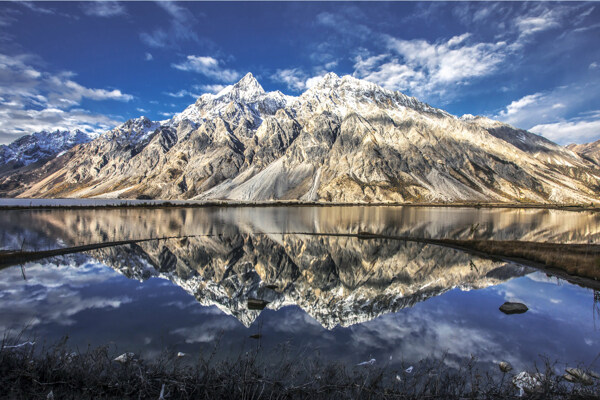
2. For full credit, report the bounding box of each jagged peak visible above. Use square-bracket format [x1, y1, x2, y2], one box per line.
[236, 72, 263, 90]
[310, 72, 341, 89]
[212, 72, 265, 102]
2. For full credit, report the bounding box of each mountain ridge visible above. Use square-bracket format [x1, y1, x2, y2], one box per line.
[1, 72, 599, 203]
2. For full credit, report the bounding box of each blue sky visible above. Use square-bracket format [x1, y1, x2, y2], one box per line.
[1, 1, 599, 145]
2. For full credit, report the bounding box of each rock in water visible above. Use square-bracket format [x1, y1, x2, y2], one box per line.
[499, 302, 528, 314]
[114, 352, 136, 363]
[499, 361, 513, 373]
[247, 298, 270, 310]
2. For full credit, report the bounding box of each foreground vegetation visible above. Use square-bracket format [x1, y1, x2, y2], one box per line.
[1, 338, 599, 399]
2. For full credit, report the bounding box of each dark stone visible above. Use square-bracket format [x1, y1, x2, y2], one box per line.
[248, 298, 270, 310]
[499, 302, 528, 314]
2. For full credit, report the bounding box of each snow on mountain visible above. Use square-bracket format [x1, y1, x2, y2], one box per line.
[172, 72, 294, 128]
[0, 129, 96, 172]
[88, 233, 529, 329]
[1, 72, 599, 203]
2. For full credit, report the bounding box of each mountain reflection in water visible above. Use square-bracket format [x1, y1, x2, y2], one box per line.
[1, 206, 600, 252]
[89, 234, 530, 328]
[0, 206, 598, 372]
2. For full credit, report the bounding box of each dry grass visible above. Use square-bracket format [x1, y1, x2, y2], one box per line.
[1, 337, 599, 399]
[449, 240, 600, 281]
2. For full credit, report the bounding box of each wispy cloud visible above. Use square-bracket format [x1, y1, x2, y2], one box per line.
[272, 68, 308, 91]
[354, 34, 507, 100]
[144, 52, 153, 61]
[530, 118, 600, 145]
[19, 1, 55, 15]
[165, 89, 200, 99]
[271, 68, 326, 92]
[81, 1, 126, 18]
[193, 83, 227, 94]
[171, 55, 240, 82]
[0, 53, 131, 143]
[494, 84, 600, 144]
[140, 2, 201, 48]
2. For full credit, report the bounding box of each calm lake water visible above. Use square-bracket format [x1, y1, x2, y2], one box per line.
[0, 205, 599, 373]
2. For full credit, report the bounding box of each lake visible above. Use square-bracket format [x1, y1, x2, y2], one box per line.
[0, 205, 599, 374]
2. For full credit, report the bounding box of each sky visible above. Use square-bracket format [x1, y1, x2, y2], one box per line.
[0, 1, 599, 146]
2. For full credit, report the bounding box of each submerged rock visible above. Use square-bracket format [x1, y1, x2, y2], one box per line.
[499, 361, 513, 373]
[499, 302, 528, 314]
[247, 298, 270, 310]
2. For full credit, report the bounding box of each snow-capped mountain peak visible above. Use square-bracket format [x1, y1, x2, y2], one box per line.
[172, 73, 291, 126]
[0, 129, 97, 170]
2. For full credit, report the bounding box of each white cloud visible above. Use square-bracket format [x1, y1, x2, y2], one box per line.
[272, 68, 308, 91]
[590, 62, 599, 69]
[494, 84, 600, 144]
[387, 34, 507, 84]
[81, 1, 126, 18]
[353, 55, 425, 93]
[19, 1, 55, 15]
[0, 260, 132, 330]
[497, 93, 544, 120]
[171, 55, 240, 82]
[136, 107, 148, 113]
[144, 52, 153, 61]
[193, 83, 227, 94]
[165, 89, 200, 99]
[516, 14, 560, 36]
[271, 68, 326, 92]
[324, 60, 338, 70]
[170, 318, 239, 344]
[353, 34, 508, 99]
[493, 81, 600, 134]
[0, 53, 131, 143]
[530, 119, 600, 145]
[513, 4, 581, 40]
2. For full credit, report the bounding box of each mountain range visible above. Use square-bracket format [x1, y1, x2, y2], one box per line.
[90, 234, 530, 328]
[1, 72, 599, 203]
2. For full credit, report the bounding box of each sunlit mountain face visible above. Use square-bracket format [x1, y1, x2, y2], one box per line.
[0, 206, 598, 373]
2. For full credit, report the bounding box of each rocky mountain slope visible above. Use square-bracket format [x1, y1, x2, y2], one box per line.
[1, 72, 599, 203]
[0, 129, 95, 174]
[567, 140, 600, 166]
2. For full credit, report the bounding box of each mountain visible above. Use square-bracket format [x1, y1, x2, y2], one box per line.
[88, 233, 530, 328]
[0, 129, 95, 174]
[567, 139, 600, 166]
[1, 72, 599, 203]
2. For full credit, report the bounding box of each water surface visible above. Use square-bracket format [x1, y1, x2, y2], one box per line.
[0, 206, 598, 373]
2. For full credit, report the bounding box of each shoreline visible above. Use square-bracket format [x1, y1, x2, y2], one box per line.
[0, 198, 598, 212]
